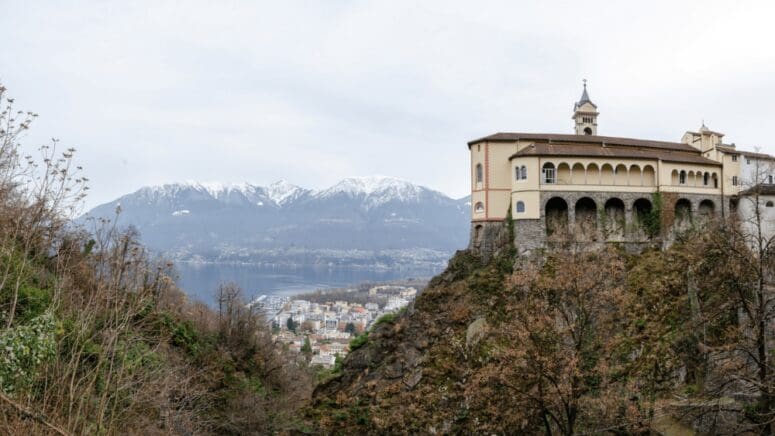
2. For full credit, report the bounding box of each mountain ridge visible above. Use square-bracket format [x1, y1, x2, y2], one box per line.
[80, 176, 471, 269]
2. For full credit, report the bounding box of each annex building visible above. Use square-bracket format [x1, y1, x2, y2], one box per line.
[468, 83, 775, 253]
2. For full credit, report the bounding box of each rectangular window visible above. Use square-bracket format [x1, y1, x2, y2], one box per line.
[732, 176, 738, 186]
[732, 155, 738, 162]
[769, 175, 773, 184]
[543, 168, 555, 184]
[746, 157, 751, 164]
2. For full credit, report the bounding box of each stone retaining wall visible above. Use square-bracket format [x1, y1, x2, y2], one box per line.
[470, 191, 725, 255]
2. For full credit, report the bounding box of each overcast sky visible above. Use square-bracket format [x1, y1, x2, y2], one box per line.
[2, 1, 775, 208]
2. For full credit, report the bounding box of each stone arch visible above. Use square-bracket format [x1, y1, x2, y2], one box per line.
[633, 198, 654, 238]
[557, 163, 571, 184]
[601, 164, 614, 185]
[688, 171, 696, 187]
[698, 199, 715, 221]
[586, 163, 600, 184]
[643, 165, 656, 186]
[628, 164, 642, 186]
[614, 164, 628, 185]
[675, 198, 692, 231]
[730, 198, 739, 213]
[545, 197, 569, 237]
[571, 163, 585, 184]
[604, 198, 626, 241]
[671, 169, 679, 185]
[574, 197, 598, 241]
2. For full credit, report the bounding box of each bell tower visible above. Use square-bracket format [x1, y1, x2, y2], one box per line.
[572, 79, 599, 135]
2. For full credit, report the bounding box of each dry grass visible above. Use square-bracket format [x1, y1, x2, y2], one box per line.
[0, 84, 313, 434]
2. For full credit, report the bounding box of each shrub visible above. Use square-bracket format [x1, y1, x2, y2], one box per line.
[0, 311, 57, 393]
[374, 313, 396, 327]
[349, 333, 369, 351]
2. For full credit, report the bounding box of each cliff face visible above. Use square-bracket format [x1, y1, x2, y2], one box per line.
[309, 220, 518, 433]
[310, 253, 492, 432]
[307, 220, 765, 434]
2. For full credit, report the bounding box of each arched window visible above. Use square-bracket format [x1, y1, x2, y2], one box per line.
[475, 163, 483, 183]
[703, 172, 709, 186]
[679, 170, 687, 185]
[542, 163, 556, 184]
[516, 201, 525, 213]
[514, 166, 520, 180]
[520, 166, 527, 180]
[474, 202, 484, 213]
[767, 201, 774, 208]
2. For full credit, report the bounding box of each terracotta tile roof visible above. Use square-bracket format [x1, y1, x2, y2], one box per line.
[717, 145, 775, 160]
[468, 132, 697, 152]
[509, 143, 721, 166]
[739, 184, 775, 196]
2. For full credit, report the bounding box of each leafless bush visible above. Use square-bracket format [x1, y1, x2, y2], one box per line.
[0, 83, 312, 434]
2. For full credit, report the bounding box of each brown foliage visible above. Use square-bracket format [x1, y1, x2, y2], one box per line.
[0, 84, 312, 435]
[468, 248, 650, 434]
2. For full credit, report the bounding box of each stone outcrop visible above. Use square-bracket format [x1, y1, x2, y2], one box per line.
[309, 249, 503, 433]
[468, 219, 512, 260]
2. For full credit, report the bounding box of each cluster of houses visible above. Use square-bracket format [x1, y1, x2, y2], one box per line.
[271, 285, 418, 367]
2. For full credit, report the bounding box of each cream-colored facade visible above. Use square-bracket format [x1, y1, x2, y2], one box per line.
[468, 85, 775, 245]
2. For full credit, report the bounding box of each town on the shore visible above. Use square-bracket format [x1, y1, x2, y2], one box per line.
[254, 284, 419, 368]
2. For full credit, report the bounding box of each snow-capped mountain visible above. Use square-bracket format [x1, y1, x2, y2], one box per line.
[79, 177, 470, 268]
[265, 179, 308, 205]
[316, 176, 436, 209]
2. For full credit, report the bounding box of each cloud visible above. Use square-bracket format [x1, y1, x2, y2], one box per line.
[2, 1, 775, 208]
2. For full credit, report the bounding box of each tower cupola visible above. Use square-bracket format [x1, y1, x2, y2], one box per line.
[572, 80, 599, 135]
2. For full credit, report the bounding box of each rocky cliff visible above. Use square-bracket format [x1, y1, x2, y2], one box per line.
[308, 220, 518, 433]
[307, 220, 770, 434]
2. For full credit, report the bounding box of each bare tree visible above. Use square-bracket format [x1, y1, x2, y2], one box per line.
[470, 248, 649, 434]
[691, 153, 775, 432]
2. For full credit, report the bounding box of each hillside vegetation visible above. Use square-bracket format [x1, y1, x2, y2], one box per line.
[311, 217, 775, 434]
[0, 86, 311, 434]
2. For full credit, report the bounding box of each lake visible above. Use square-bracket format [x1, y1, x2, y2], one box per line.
[174, 262, 443, 306]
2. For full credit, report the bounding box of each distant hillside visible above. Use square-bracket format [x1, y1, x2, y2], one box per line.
[80, 177, 471, 269]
